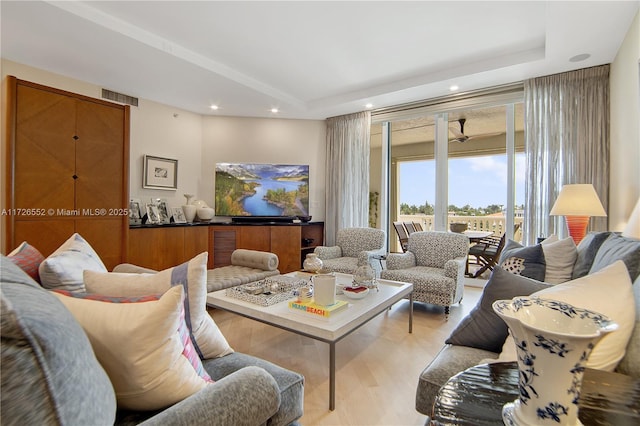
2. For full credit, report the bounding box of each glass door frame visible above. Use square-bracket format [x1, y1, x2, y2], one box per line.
[373, 84, 524, 247]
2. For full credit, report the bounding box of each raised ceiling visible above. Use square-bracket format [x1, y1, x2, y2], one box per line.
[1, 1, 637, 120]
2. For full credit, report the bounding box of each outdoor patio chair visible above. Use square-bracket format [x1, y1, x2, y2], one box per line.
[413, 222, 424, 231]
[466, 224, 520, 278]
[314, 227, 386, 276]
[381, 231, 469, 319]
[393, 222, 410, 252]
[466, 233, 505, 278]
[404, 222, 418, 234]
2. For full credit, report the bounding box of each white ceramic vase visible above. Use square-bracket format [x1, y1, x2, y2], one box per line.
[493, 297, 618, 426]
[182, 205, 196, 223]
[303, 253, 323, 273]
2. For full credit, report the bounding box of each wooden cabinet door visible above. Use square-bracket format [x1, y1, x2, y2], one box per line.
[128, 227, 208, 271]
[271, 226, 301, 273]
[14, 84, 76, 211]
[7, 78, 129, 265]
[128, 227, 186, 270]
[75, 99, 126, 210]
[184, 226, 209, 260]
[74, 98, 128, 268]
[237, 226, 271, 252]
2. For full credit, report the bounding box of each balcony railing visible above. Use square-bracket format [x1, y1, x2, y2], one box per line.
[394, 214, 524, 250]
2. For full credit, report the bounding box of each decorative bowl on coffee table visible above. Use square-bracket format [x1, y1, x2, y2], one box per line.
[342, 286, 369, 299]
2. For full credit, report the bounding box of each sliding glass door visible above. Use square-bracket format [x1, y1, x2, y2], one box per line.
[370, 88, 525, 251]
[446, 105, 525, 240]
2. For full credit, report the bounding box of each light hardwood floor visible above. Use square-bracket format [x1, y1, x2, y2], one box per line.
[208, 282, 484, 426]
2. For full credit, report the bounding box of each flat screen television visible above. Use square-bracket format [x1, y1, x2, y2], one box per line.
[215, 163, 309, 218]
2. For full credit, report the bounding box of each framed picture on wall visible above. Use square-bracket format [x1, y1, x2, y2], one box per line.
[143, 155, 178, 190]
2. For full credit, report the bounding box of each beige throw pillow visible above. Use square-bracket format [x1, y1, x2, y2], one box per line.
[39, 233, 107, 292]
[540, 235, 577, 284]
[53, 286, 211, 410]
[84, 252, 233, 359]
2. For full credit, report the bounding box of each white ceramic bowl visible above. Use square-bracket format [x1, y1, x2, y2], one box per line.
[192, 199, 209, 209]
[342, 287, 369, 299]
[196, 207, 215, 221]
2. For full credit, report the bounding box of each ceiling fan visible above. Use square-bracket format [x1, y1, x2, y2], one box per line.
[448, 118, 503, 143]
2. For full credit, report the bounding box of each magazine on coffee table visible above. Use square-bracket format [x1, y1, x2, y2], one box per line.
[288, 299, 349, 318]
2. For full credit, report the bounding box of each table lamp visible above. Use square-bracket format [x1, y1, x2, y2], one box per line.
[622, 198, 640, 239]
[550, 184, 607, 244]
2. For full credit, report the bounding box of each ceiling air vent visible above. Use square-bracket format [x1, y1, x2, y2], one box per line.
[102, 89, 138, 107]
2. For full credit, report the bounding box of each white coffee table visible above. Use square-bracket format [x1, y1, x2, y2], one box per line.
[206, 272, 413, 410]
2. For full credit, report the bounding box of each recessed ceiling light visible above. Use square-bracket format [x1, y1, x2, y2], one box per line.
[210, 104, 219, 110]
[271, 108, 279, 113]
[569, 53, 591, 62]
[449, 85, 459, 92]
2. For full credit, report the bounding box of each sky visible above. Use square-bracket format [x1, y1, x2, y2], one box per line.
[399, 153, 526, 209]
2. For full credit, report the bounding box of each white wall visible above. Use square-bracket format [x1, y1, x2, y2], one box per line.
[129, 100, 203, 209]
[610, 10, 640, 231]
[1, 60, 327, 226]
[201, 116, 326, 221]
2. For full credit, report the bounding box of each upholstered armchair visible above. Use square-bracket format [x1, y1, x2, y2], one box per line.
[380, 231, 469, 319]
[314, 227, 386, 275]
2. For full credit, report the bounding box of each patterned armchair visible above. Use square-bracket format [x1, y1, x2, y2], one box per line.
[314, 227, 386, 275]
[380, 231, 469, 319]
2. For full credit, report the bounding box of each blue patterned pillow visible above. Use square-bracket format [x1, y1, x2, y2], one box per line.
[498, 239, 546, 281]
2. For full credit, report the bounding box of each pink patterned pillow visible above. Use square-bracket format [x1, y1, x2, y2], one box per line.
[53, 289, 213, 384]
[8, 242, 45, 283]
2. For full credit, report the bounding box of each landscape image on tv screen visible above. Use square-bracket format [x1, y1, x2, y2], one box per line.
[215, 163, 309, 217]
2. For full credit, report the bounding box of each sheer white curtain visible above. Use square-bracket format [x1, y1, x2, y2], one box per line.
[324, 111, 371, 246]
[524, 65, 610, 244]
